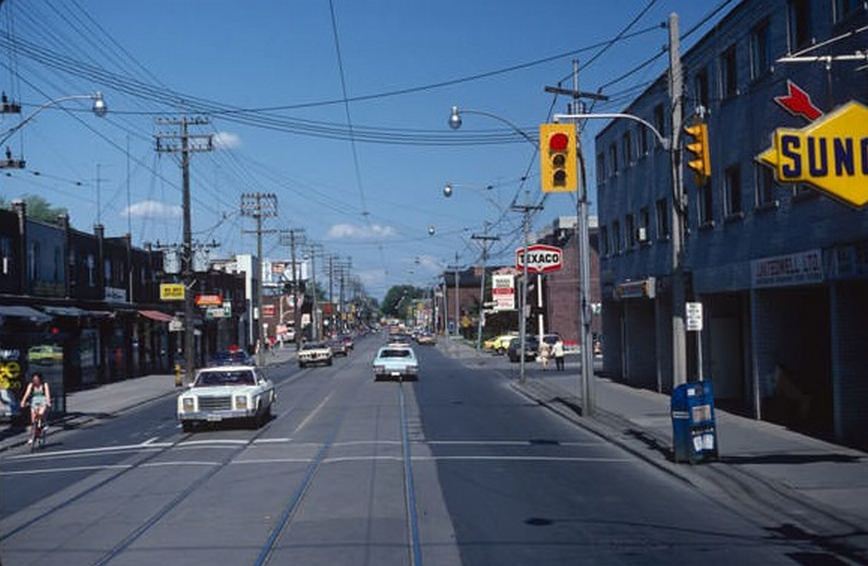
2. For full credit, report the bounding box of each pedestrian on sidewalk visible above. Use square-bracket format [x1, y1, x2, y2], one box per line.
[539, 340, 551, 371]
[553, 340, 565, 371]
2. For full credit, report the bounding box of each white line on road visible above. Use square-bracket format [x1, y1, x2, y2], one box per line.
[293, 392, 334, 434]
[251, 438, 292, 444]
[0, 464, 133, 476]
[5, 442, 172, 461]
[232, 458, 314, 465]
[140, 461, 220, 468]
[142, 437, 160, 446]
[176, 439, 249, 447]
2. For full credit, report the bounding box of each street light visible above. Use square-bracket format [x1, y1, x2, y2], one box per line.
[0, 92, 108, 147]
[448, 106, 538, 147]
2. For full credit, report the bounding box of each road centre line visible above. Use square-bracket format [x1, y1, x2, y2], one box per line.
[251, 437, 292, 444]
[140, 461, 220, 468]
[293, 391, 334, 434]
[0, 464, 133, 475]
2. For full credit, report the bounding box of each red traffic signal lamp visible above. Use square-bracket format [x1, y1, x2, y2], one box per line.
[539, 123, 577, 193]
[684, 122, 711, 185]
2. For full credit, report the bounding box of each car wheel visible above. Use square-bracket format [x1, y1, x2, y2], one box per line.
[327, 359, 333, 366]
[182, 421, 194, 433]
[298, 362, 306, 369]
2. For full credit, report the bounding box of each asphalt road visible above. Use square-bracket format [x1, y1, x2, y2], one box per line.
[0, 335, 811, 565]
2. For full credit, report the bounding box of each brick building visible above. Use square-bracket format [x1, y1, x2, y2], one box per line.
[596, 0, 867, 446]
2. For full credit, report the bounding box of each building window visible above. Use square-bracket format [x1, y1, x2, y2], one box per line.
[609, 143, 618, 175]
[694, 67, 709, 109]
[656, 198, 670, 239]
[756, 165, 777, 207]
[724, 165, 743, 216]
[600, 225, 609, 256]
[53, 246, 61, 281]
[87, 254, 96, 287]
[638, 207, 650, 244]
[637, 126, 648, 157]
[699, 183, 714, 225]
[750, 20, 772, 79]
[622, 131, 633, 166]
[653, 104, 665, 147]
[597, 152, 606, 182]
[720, 45, 738, 99]
[788, 0, 812, 51]
[613, 220, 622, 253]
[625, 214, 635, 249]
[835, 0, 861, 22]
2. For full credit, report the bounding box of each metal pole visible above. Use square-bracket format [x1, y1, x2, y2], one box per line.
[181, 120, 195, 384]
[472, 224, 499, 352]
[669, 13, 688, 388]
[537, 273, 544, 338]
[454, 252, 460, 337]
[519, 210, 529, 383]
[310, 248, 319, 341]
[290, 232, 300, 348]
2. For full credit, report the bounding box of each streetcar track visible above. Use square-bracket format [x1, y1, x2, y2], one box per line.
[0, 362, 318, 545]
[399, 382, 424, 566]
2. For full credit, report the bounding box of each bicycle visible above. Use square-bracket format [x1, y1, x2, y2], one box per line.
[23, 403, 48, 452]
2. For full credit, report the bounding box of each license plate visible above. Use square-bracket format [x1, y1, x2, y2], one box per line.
[391, 372, 401, 377]
[206, 415, 222, 422]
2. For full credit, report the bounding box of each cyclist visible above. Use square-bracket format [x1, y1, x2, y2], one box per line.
[20, 372, 51, 444]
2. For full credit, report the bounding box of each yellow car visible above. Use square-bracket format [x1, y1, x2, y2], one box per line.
[483, 334, 517, 354]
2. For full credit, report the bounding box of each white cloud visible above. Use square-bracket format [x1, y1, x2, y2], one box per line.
[121, 200, 182, 219]
[358, 269, 387, 286]
[212, 131, 241, 149]
[327, 223, 397, 239]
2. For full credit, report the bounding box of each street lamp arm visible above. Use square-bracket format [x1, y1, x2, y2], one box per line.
[553, 112, 669, 149]
[0, 92, 107, 147]
[450, 107, 538, 149]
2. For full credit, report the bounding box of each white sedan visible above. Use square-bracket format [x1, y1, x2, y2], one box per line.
[373, 346, 419, 381]
[177, 365, 275, 431]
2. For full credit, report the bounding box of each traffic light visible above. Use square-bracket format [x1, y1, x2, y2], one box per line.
[684, 122, 711, 185]
[539, 123, 577, 193]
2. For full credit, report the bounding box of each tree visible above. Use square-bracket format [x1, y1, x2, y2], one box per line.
[382, 285, 426, 319]
[1, 194, 68, 225]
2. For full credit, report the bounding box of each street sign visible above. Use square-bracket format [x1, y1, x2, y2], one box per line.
[515, 244, 564, 274]
[686, 302, 703, 332]
[169, 319, 183, 332]
[491, 273, 515, 311]
[205, 306, 226, 319]
[757, 100, 868, 208]
[160, 283, 185, 301]
[195, 294, 222, 307]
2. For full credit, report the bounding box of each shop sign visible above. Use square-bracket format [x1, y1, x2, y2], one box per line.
[491, 273, 515, 311]
[222, 300, 232, 317]
[205, 306, 226, 319]
[262, 304, 276, 317]
[616, 277, 656, 300]
[830, 241, 868, 280]
[194, 294, 222, 307]
[168, 319, 183, 332]
[160, 283, 185, 301]
[0, 349, 23, 391]
[105, 286, 128, 303]
[686, 302, 703, 332]
[757, 100, 868, 208]
[751, 249, 823, 288]
[515, 244, 564, 274]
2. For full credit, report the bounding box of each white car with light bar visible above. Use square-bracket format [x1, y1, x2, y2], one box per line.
[177, 365, 274, 432]
[298, 342, 334, 368]
[373, 346, 419, 381]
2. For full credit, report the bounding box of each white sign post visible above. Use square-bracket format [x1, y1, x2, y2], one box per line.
[686, 302, 704, 381]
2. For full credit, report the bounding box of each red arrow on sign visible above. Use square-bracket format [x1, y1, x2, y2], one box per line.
[774, 80, 823, 122]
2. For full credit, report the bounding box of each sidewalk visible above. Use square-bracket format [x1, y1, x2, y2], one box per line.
[439, 338, 868, 552]
[0, 347, 297, 452]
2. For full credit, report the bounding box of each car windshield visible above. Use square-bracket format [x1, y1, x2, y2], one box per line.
[302, 343, 327, 350]
[379, 349, 413, 359]
[195, 370, 255, 387]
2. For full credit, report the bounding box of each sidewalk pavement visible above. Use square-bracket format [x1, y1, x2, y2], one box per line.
[0, 347, 297, 452]
[438, 337, 868, 551]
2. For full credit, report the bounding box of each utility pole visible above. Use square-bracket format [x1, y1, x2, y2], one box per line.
[512, 198, 544, 384]
[669, 13, 688, 388]
[446, 252, 462, 337]
[155, 116, 213, 384]
[545, 59, 609, 415]
[279, 228, 305, 349]
[306, 244, 322, 341]
[471, 223, 500, 352]
[241, 193, 278, 367]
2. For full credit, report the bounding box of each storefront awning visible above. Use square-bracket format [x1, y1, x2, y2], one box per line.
[0, 305, 52, 323]
[138, 310, 175, 323]
[42, 306, 88, 317]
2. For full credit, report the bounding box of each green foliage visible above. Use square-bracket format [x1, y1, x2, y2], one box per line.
[382, 285, 426, 319]
[1, 194, 68, 225]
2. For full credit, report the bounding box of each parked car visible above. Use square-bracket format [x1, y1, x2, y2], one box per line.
[416, 332, 437, 345]
[208, 350, 255, 367]
[298, 342, 333, 368]
[507, 336, 539, 363]
[27, 345, 63, 365]
[177, 365, 275, 432]
[327, 338, 349, 357]
[0, 388, 22, 424]
[483, 333, 518, 354]
[388, 333, 412, 345]
[373, 346, 419, 381]
[339, 334, 354, 351]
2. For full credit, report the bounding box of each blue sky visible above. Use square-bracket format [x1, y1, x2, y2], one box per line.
[0, 0, 730, 299]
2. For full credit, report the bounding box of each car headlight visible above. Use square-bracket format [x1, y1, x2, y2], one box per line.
[235, 396, 248, 410]
[182, 398, 195, 412]
[373, 365, 385, 373]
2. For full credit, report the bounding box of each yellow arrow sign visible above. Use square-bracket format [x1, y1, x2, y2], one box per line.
[757, 101, 868, 208]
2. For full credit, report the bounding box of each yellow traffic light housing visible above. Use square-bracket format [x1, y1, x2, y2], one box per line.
[540, 123, 577, 193]
[684, 122, 711, 185]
